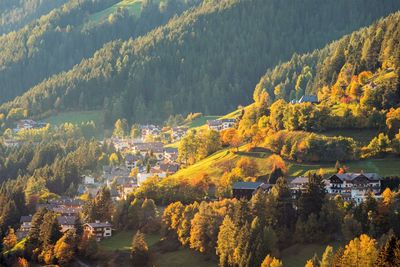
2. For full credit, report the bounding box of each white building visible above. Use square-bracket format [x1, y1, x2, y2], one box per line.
[327, 173, 381, 203]
[84, 221, 112, 241]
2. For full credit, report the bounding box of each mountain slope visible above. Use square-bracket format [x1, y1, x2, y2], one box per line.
[0, 0, 199, 103]
[0, 0, 68, 34]
[252, 12, 400, 109]
[2, 0, 400, 126]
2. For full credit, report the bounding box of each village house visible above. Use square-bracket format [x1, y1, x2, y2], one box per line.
[232, 182, 272, 199]
[141, 125, 162, 140]
[57, 216, 77, 233]
[327, 172, 381, 204]
[164, 147, 178, 163]
[132, 142, 164, 160]
[207, 118, 236, 131]
[171, 127, 188, 141]
[16, 215, 33, 239]
[83, 175, 95, 185]
[159, 163, 180, 174]
[118, 183, 138, 200]
[13, 119, 47, 133]
[84, 221, 112, 241]
[290, 95, 319, 104]
[124, 153, 141, 170]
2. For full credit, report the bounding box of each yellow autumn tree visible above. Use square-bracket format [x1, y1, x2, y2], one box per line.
[261, 255, 283, 267]
[341, 234, 378, 267]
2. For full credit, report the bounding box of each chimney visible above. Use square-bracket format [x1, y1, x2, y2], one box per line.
[95, 220, 100, 224]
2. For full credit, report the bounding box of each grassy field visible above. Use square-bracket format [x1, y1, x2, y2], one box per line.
[280, 242, 342, 267]
[85, 0, 144, 26]
[100, 231, 216, 266]
[172, 145, 400, 181]
[321, 128, 378, 145]
[43, 110, 104, 127]
[100, 231, 160, 251]
[153, 248, 217, 267]
[187, 115, 220, 128]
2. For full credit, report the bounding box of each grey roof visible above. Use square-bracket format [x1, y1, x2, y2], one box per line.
[298, 95, 318, 103]
[221, 119, 236, 123]
[159, 163, 179, 173]
[20, 215, 33, 223]
[85, 222, 112, 228]
[57, 216, 77, 226]
[207, 120, 222, 126]
[164, 147, 178, 154]
[290, 176, 309, 184]
[233, 182, 263, 190]
[331, 173, 381, 182]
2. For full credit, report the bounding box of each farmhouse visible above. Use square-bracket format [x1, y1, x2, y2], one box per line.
[232, 182, 272, 199]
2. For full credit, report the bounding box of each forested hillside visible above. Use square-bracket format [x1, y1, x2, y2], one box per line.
[0, 0, 200, 103]
[0, 0, 68, 34]
[2, 0, 399, 126]
[251, 12, 400, 108]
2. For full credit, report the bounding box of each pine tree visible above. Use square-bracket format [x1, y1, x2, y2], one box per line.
[320, 245, 334, 267]
[39, 211, 62, 246]
[376, 235, 400, 267]
[25, 208, 47, 255]
[297, 173, 326, 219]
[131, 231, 149, 267]
[217, 216, 237, 267]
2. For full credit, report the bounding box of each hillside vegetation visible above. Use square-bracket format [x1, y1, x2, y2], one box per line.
[0, 0, 199, 104]
[2, 0, 399, 126]
[0, 0, 68, 34]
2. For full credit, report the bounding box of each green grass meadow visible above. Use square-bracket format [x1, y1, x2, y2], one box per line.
[43, 110, 103, 127]
[100, 231, 217, 266]
[187, 115, 220, 128]
[85, 0, 144, 26]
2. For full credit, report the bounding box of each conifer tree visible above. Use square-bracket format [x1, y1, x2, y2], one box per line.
[320, 245, 334, 267]
[39, 211, 62, 246]
[131, 231, 149, 267]
[217, 216, 237, 267]
[375, 235, 400, 267]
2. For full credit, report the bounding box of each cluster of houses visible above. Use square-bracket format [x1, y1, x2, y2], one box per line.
[16, 197, 113, 241]
[78, 139, 180, 202]
[13, 119, 47, 133]
[207, 118, 237, 131]
[233, 172, 383, 204]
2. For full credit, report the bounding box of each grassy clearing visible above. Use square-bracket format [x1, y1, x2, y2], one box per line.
[85, 0, 144, 26]
[280, 242, 342, 267]
[100, 231, 160, 251]
[153, 248, 217, 267]
[187, 115, 220, 128]
[43, 110, 103, 127]
[172, 145, 400, 181]
[321, 128, 378, 145]
[99, 231, 216, 266]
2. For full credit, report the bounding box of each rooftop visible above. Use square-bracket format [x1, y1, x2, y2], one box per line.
[233, 181, 263, 190]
